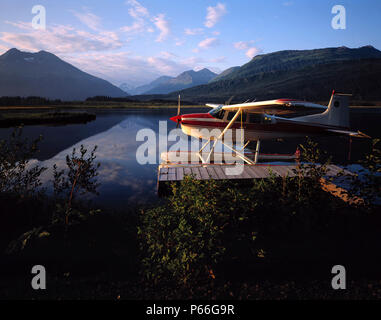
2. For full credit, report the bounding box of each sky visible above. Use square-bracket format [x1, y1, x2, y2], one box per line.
[0, 0, 380, 87]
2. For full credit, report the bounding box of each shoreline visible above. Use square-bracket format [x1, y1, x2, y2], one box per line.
[0, 104, 380, 111]
[0, 111, 96, 128]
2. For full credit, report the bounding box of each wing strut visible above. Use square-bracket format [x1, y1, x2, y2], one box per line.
[198, 108, 255, 165]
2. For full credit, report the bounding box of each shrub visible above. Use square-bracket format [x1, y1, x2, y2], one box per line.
[52, 145, 101, 225]
[138, 176, 258, 288]
[347, 139, 381, 208]
[0, 127, 46, 197]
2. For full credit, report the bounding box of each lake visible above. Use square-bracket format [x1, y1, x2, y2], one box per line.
[0, 107, 380, 209]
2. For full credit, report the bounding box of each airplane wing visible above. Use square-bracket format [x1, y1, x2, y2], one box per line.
[221, 99, 327, 114]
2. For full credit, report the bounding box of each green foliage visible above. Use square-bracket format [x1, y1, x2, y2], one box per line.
[139, 175, 258, 287]
[347, 139, 381, 208]
[52, 145, 101, 225]
[0, 127, 46, 197]
[138, 139, 348, 293]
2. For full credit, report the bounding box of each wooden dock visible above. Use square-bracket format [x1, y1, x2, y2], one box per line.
[157, 163, 352, 195]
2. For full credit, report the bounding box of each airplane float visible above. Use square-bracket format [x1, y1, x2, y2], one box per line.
[168, 91, 369, 165]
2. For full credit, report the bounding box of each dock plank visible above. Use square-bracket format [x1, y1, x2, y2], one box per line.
[176, 167, 184, 181]
[206, 166, 219, 180]
[199, 166, 210, 180]
[212, 166, 228, 180]
[191, 167, 202, 180]
[269, 165, 287, 177]
[159, 166, 168, 181]
[184, 167, 192, 177]
[168, 167, 176, 181]
[250, 165, 270, 178]
[158, 164, 351, 193]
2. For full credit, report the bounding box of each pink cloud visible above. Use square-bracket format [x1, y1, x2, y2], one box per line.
[205, 3, 227, 28]
[198, 37, 219, 49]
[153, 14, 170, 42]
[0, 22, 122, 53]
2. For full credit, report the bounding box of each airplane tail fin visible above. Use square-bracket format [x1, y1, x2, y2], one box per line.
[293, 91, 350, 128]
[323, 91, 350, 128]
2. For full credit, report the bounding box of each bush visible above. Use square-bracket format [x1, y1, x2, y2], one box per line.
[0, 127, 46, 197]
[52, 145, 100, 225]
[138, 139, 354, 295]
[139, 176, 258, 289]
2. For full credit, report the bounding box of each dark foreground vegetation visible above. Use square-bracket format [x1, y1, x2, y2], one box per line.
[0, 129, 380, 299]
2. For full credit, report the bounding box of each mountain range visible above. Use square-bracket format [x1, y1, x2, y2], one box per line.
[0, 48, 127, 100]
[124, 68, 218, 95]
[1, 46, 381, 103]
[159, 45, 381, 103]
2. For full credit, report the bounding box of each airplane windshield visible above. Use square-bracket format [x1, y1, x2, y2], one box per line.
[208, 105, 225, 119]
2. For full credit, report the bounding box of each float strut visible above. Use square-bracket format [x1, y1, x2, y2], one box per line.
[254, 140, 261, 164]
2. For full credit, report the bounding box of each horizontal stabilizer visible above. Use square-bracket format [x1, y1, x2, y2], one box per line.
[327, 129, 371, 138]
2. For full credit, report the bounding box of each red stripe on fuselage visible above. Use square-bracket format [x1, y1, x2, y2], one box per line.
[181, 119, 339, 134]
[181, 113, 214, 119]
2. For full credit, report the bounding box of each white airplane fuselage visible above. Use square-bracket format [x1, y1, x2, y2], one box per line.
[173, 112, 342, 142]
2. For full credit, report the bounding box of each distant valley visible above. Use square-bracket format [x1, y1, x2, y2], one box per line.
[123, 68, 217, 95]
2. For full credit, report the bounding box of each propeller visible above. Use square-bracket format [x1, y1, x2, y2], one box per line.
[176, 94, 181, 128]
[225, 95, 235, 106]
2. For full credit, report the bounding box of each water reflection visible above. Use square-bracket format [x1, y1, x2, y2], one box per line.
[25, 109, 206, 209]
[0, 108, 379, 209]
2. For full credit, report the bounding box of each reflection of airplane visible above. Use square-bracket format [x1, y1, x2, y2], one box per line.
[170, 91, 369, 164]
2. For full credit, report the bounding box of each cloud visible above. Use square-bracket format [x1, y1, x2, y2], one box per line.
[153, 14, 170, 42]
[210, 56, 226, 63]
[205, 3, 227, 28]
[120, 21, 145, 34]
[160, 51, 177, 59]
[283, 1, 294, 6]
[0, 22, 122, 53]
[245, 47, 261, 59]
[234, 41, 251, 50]
[126, 0, 149, 18]
[121, 0, 150, 35]
[61, 51, 204, 86]
[198, 37, 219, 49]
[175, 39, 185, 46]
[234, 40, 261, 59]
[184, 28, 203, 36]
[72, 10, 102, 31]
[180, 56, 205, 65]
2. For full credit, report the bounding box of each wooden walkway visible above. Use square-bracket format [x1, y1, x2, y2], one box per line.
[157, 163, 352, 195]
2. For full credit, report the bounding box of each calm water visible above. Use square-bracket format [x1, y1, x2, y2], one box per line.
[0, 108, 379, 209]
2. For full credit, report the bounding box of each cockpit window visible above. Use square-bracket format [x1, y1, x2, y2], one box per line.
[249, 113, 272, 124]
[227, 111, 246, 122]
[208, 105, 225, 119]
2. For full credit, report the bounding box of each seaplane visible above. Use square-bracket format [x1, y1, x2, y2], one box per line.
[166, 91, 369, 165]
